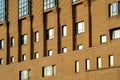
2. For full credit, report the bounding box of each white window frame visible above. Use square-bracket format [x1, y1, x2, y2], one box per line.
[86, 59, 90, 70]
[22, 54, 26, 61]
[101, 35, 107, 43]
[75, 61, 79, 72]
[48, 50, 52, 56]
[112, 29, 120, 39]
[109, 55, 114, 66]
[76, 21, 85, 34]
[21, 34, 27, 44]
[0, 40, 4, 49]
[97, 57, 102, 68]
[47, 28, 54, 39]
[77, 44, 83, 50]
[43, 65, 56, 77]
[0, 58, 3, 64]
[20, 69, 31, 80]
[62, 25, 67, 36]
[35, 52, 39, 59]
[62, 47, 67, 53]
[35, 31, 39, 42]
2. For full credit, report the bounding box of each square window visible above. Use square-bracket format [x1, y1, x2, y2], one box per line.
[20, 69, 31, 80]
[77, 44, 83, 50]
[100, 35, 107, 43]
[75, 21, 85, 34]
[42, 65, 56, 77]
[111, 29, 120, 39]
[62, 47, 67, 53]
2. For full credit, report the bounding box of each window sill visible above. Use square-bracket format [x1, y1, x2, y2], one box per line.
[0, 21, 8, 26]
[44, 7, 58, 13]
[108, 14, 120, 20]
[18, 15, 32, 20]
[72, 0, 84, 5]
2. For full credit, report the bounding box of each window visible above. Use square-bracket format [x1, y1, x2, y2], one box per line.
[0, 58, 3, 64]
[21, 54, 26, 61]
[109, 55, 114, 67]
[86, 59, 90, 70]
[20, 69, 31, 80]
[35, 31, 39, 42]
[75, 21, 85, 34]
[42, 65, 56, 77]
[34, 52, 39, 59]
[62, 25, 67, 36]
[109, 2, 120, 17]
[72, 0, 80, 3]
[62, 47, 67, 53]
[10, 56, 14, 63]
[100, 35, 107, 43]
[0, 0, 7, 22]
[21, 34, 27, 44]
[19, 0, 31, 17]
[0, 39, 4, 49]
[77, 44, 83, 50]
[97, 57, 102, 68]
[48, 50, 52, 56]
[44, 0, 57, 10]
[10, 37, 14, 47]
[47, 28, 54, 39]
[75, 61, 79, 72]
[111, 29, 120, 39]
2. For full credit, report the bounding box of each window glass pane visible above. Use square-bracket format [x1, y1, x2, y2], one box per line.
[0, 0, 6, 22]
[44, 0, 56, 10]
[86, 59, 90, 70]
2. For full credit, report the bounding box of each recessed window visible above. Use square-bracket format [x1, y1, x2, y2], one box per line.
[20, 69, 31, 80]
[75, 61, 79, 72]
[62, 47, 67, 53]
[109, 2, 120, 17]
[19, 0, 31, 17]
[42, 65, 56, 77]
[47, 28, 54, 39]
[0, 39, 4, 49]
[77, 44, 83, 50]
[0, 58, 3, 64]
[48, 50, 52, 56]
[111, 29, 120, 39]
[21, 34, 27, 44]
[72, 0, 80, 3]
[75, 21, 85, 34]
[21, 54, 26, 61]
[10, 37, 14, 47]
[44, 0, 57, 10]
[0, 0, 7, 22]
[97, 57, 102, 68]
[109, 55, 114, 67]
[10, 56, 14, 63]
[34, 52, 39, 59]
[86, 59, 90, 70]
[62, 25, 67, 36]
[100, 35, 107, 43]
[35, 31, 39, 42]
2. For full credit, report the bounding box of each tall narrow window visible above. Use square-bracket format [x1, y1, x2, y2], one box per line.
[19, 0, 31, 17]
[35, 31, 39, 42]
[62, 25, 67, 36]
[48, 50, 52, 56]
[42, 65, 56, 77]
[0, 39, 4, 49]
[44, 0, 57, 10]
[0, 58, 3, 64]
[11, 37, 14, 47]
[97, 57, 102, 68]
[10, 56, 14, 63]
[20, 69, 31, 80]
[21, 34, 27, 44]
[47, 28, 54, 39]
[34, 52, 39, 59]
[0, 0, 7, 22]
[75, 61, 79, 72]
[109, 55, 114, 67]
[86, 59, 90, 70]
[109, 2, 120, 17]
[75, 21, 85, 34]
[21, 54, 26, 61]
